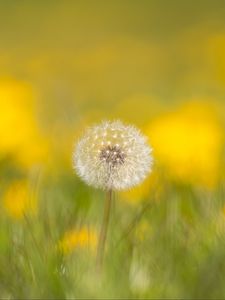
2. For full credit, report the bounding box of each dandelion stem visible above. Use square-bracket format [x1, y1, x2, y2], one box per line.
[96, 189, 113, 269]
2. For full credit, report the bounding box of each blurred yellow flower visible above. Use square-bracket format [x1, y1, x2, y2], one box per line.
[3, 180, 37, 219]
[0, 78, 49, 167]
[146, 101, 224, 187]
[59, 227, 98, 255]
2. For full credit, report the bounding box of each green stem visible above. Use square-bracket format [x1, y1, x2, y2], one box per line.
[96, 189, 113, 269]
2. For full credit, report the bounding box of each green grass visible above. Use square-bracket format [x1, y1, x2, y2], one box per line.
[1, 161, 225, 298]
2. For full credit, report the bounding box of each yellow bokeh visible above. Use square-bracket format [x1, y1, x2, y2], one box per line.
[0, 79, 34, 150]
[58, 227, 98, 255]
[0, 78, 49, 168]
[3, 180, 37, 220]
[146, 100, 224, 187]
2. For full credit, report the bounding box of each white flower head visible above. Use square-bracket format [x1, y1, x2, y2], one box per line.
[73, 120, 153, 190]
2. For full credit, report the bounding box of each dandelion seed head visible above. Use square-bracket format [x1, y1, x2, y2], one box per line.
[73, 120, 153, 190]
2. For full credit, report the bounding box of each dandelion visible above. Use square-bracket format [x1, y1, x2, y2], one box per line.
[73, 120, 153, 190]
[73, 120, 153, 268]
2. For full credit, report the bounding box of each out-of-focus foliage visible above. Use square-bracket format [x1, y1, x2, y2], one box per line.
[0, 0, 225, 298]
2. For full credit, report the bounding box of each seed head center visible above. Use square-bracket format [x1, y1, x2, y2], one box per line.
[100, 145, 126, 165]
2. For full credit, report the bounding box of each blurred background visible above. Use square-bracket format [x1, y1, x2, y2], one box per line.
[0, 0, 225, 298]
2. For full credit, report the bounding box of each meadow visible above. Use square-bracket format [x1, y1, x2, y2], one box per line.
[0, 1, 225, 298]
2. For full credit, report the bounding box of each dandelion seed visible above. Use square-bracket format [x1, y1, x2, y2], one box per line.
[73, 120, 153, 190]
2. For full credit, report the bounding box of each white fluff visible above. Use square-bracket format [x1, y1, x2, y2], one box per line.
[73, 120, 153, 190]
